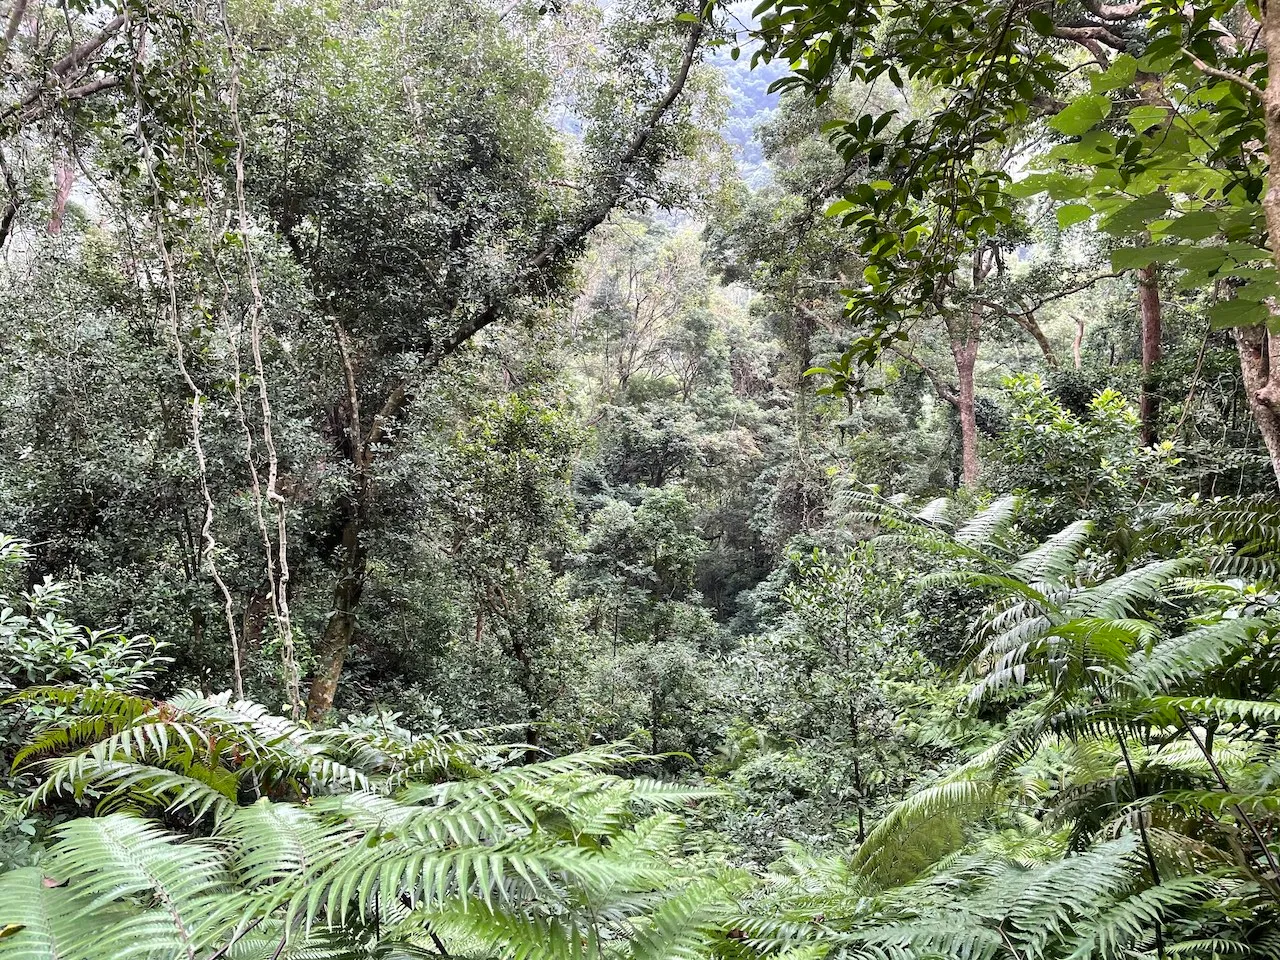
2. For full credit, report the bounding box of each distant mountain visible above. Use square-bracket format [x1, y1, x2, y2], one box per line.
[708, 3, 788, 185]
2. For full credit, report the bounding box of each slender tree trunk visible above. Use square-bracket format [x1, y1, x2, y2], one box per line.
[0, 147, 19, 248]
[650, 688, 660, 755]
[1138, 263, 1163, 447]
[241, 589, 269, 652]
[306, 510, 366, 723]
[949, 250, 990, 488]
[850, 701, 866, 844]
[1073, 316, 1086, 369]
[1252, 7, 1280, 487]
[1233, 325, 1280, 488]
[953, 339, 980, 487]
[46, 155, 75, 234]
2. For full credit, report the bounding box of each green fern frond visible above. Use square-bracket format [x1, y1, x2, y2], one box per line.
[0, 867, 93, 960]
[1146, 695, 1280, 727]
[1126, 617, 1273, 696]
[1010, 519, 1095, 584]
[45, 815, 231, 959]
[955, 496, 1020, 550]
[627, 875, 744, 960]
[1065, 873, 1218, 960]
[852, 778, 995, 884]
[1065, 557, 1200, 621]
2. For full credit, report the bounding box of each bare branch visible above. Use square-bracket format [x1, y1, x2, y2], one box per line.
[1053, 23, 1129, 52]
[1082, 0, 1142, 21]
[1180, 46, 1264, 100]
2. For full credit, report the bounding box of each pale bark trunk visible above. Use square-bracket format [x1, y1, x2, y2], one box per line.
[953, 340, 980, 486]
[47, 156, 75, 234]
[1252, 7, 1280, 487]
[1138, 263, 1163, 447]
[1233, 325, 1280, 488]
[306, 511, 366, 723]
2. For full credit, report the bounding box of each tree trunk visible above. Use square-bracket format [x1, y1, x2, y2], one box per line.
[1138, 263, 1163, 447]
[953, 340, 980, 487]
[241, 589, 270, 652]
[46, 155, 75, 234]
[949, 250, 990, 488]
[850, 701, 866, 844]
[650, 688, 660, 755]
[1252, 7, 1280, 487]
[1233, 325, 1280, 488]
[306, 512, 367, 723]
[1016, 310, 1058, 368]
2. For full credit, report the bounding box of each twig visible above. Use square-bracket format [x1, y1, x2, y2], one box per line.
[217, 0, 301, 716]
[126, 14, 246, 702]
[1180, 47, 1264, 100]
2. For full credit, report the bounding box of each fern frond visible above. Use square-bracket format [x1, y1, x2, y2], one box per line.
[1065, 558, 1200, 621]
[1065, 873, 1217, 960]
[1010, 519, 1095, 585]
[1126, 617, 1273, 696]
[956, 496, 1020, 550]
[852, 778, 995, 884]
[45, 814, 232, 958]
[0, 867, 93, 960]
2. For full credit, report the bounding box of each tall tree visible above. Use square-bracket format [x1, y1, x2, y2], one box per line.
[732, 0, 1280, 487]
[232, 0, 714, 720]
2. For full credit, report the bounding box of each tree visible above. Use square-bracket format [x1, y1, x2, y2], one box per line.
[730, 0, 1280, 486]
[237, 0, 715, 720]
[1, 682, 736, 959]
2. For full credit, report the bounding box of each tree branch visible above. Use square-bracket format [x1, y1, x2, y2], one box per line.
[1180, 47, 1264, 100]
[974, 295, 1060, 367]
[1082, 0, 1142, 20]
[0, 12, 128, 123]
[1053, 23, 1128, 52]
[431, 15, 706, 364]
[887, 343, 959, 407]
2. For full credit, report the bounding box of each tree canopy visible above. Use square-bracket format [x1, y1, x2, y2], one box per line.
[2, 0, 1280, 957]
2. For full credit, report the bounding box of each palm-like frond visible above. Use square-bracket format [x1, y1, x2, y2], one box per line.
[0, 690, 737, 960]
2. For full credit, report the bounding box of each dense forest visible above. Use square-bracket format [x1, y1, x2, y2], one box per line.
[3, 0, 1280, 956]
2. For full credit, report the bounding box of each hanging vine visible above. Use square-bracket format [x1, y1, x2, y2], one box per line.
[123, 4, 248, 700]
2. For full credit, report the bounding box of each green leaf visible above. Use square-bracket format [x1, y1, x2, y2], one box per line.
[1090, 54, 1138, 93]
[1127, 105, 1167, 132]
[1100, 193, 1172, 235]
[1049, 95, 1113, 136]
[1027, 10, 1055, 36]
[1109, 245, 1186, 271]
[1156, 209, 1221, 241]
[1009, 172, 1086, 201]
[1208, 298, 1269, 329]
[1175, 246, 1229, 275]
[1056, 204, 1094, 229]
